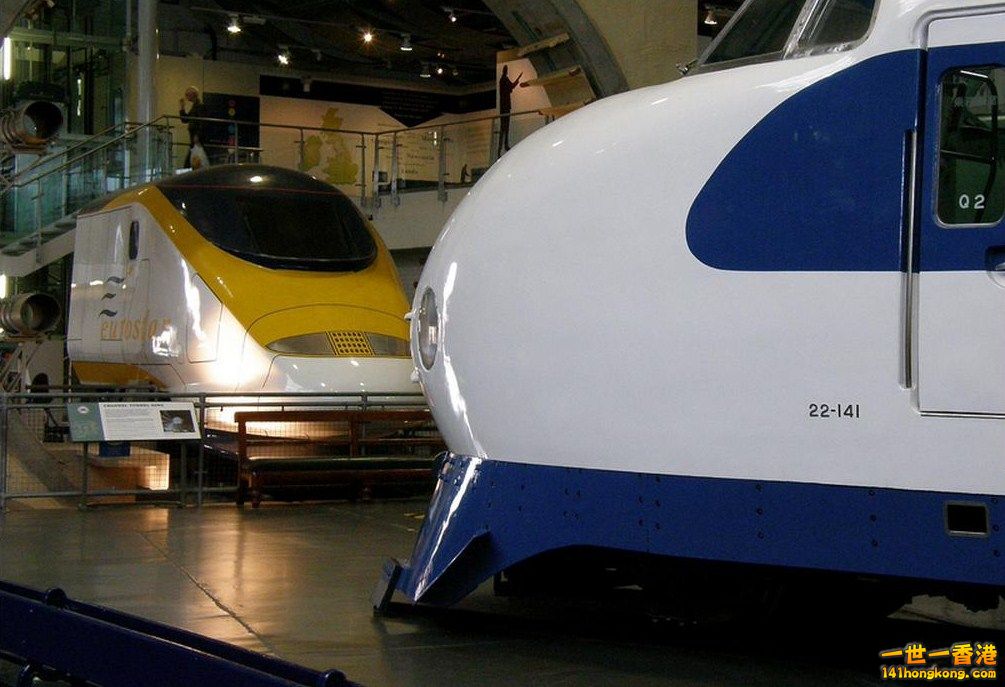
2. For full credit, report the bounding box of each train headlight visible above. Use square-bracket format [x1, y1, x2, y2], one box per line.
[417, 288, 439, 369]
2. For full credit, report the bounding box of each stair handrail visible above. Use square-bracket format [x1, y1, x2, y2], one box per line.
[0, 116, 173, 193]
[2, 121, 131, 190]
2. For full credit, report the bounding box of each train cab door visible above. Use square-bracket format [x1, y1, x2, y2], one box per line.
[917, 14, 1005, 414]
[75, 207, 133, 365]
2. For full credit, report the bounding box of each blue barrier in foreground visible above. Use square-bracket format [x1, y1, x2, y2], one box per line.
[0, 580, 359, 687]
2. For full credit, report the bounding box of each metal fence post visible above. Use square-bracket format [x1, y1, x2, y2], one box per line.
[371, 134, 381, 209]
[391, 132, 400, 207]
[358, 133, 367, 207]
[179, 442, 188, 508]
[146, 124, 154, 183]
[298, 129, 305, 170]
[33, 178, 44, 263]
[437, 126, 447, 203]
[121, 136, 128, 188]
[0, 396, 8, 512]
[79, 442, 89, 510]
[197, 395, 205, 507]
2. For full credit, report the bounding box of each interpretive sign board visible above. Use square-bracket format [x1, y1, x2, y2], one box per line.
[67, 402, 201, 442]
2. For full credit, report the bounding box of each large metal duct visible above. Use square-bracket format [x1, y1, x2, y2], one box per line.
[0, 100, 63, 148]
[0, 292, 61, 335]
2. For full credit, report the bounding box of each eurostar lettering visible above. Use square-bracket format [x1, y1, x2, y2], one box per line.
[100, 313, 172, 342]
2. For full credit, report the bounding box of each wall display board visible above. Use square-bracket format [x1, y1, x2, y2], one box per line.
[67, 402, 201, 442]
[202, 93, 261, 162]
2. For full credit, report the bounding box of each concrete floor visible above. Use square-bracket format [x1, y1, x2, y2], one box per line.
[0, 500, 1000, 686]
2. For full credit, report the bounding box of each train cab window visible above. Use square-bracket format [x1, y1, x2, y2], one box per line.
[128, 220, 139, 260]
[938, 67, 1005, 226]
[797, 0, 877, 52]
[161, 186, 377, 271]
[697, 0, 877, 71]
[701, 0, 804, 67]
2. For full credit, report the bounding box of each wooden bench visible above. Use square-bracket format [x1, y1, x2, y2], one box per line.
[234, 409, 445, 507]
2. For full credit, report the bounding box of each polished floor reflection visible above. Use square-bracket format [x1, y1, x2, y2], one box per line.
[0, 501, 1000, 686]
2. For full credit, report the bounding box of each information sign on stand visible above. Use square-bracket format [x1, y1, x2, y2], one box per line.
[67, 402, 201, 442]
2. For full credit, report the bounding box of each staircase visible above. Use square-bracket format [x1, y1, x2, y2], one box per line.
[0, 119, 174, 277]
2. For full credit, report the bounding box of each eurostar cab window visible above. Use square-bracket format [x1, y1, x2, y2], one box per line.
[695, 0, 878, 73]
[160, 177, 377, 272]
[938, 67, 1005, 226]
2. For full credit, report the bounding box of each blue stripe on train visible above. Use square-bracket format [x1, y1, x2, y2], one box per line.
[397, 455, 1002, 605]
[686, 50, 923, 272]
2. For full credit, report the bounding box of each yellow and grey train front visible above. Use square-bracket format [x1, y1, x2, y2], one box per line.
[67, 164, 416, 397]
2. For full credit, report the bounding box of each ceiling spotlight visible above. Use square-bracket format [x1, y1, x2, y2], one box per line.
[362, 29, 374, 44]
[420, 63, 431, 78]
[448, 9, 457, 23]
[704, 7, 718, 25]
[227, 14, 241, 34]
[436, 65, 444, 75]
[277, 46, 291, 66]
[400, 34, 413, 51]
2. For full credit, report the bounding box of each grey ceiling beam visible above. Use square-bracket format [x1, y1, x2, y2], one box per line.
[481, 0, 628, 98]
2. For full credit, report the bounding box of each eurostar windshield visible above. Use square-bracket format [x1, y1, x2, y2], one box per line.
[696, 0, 878, 73]
[158, 166, 377, 272]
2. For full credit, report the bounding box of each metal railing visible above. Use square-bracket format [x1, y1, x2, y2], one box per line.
[0, 106, 556, 251]
[0, 118, 174, 249]
[371, 109, 550, 207]
[0, 389, 429, 510]
[161, 108, 550, 207]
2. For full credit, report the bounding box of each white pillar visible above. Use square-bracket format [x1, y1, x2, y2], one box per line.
[136, 0, 158, 179]
[136, 0, 157, 124]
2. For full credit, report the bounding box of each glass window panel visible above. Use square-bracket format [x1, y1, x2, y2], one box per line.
[938, 67, 1005, 226]
[702, 0, 807, 66]
[800, 0, 877, 49]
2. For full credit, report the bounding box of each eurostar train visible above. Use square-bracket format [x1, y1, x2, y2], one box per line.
[382, 0, 1005, 614]
[68, 165, 415, 396]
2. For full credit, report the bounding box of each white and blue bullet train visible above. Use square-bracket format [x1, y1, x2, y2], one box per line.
[383, 0, 1005, 611]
